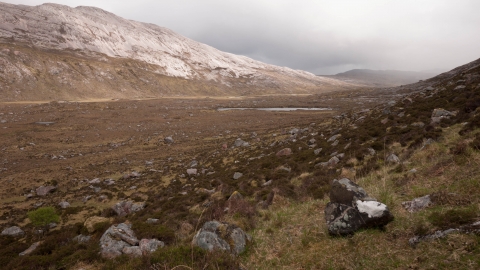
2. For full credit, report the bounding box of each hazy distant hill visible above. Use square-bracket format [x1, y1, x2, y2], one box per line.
[319, 69, 439, 87]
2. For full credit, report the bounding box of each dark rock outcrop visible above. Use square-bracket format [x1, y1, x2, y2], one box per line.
[325, 178, 394, 235]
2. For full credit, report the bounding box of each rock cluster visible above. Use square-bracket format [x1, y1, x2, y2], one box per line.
[192, 221, 251, 255]
[100, 223, 164, 258]
[111, 201, 145, 216]
[324, 178, 394, 235]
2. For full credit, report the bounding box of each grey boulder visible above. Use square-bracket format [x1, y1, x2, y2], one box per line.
[100, 223, 139, 258]
[192, 221, 251, 255]
[1, 226, 25, 237]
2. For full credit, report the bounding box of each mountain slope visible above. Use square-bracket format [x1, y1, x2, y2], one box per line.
[0, 2, 354, 101]
[321, 69, 438, 87]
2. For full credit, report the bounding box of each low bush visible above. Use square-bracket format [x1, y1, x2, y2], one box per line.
[27, 207, 60, 228]
[428, 206, 478, 229]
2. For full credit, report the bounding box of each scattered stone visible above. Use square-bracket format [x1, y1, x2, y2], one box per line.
[89, 178, 101, 184]
[336, 153, 345, 159]
[381, 118, 388, 124]
[454, 85, 466, 90]
[196, 188, 215, 195]
[327, 134, 341, 142]
[408, 168, 418, 174]
[277, 166, 291, 173]
[410, 221, 480, 247]
[36, 185, 56, 196]
[228, 191, 243, 201]
[139, 238, 164, 253]
[262, 180, 273, 187]
[276, 148, 292, 157]
[104, 179, 116, 185]
[19, 241, 42, 256]
[112, 201, 145, 216]
[290, 128, 299, 135]
[74, 234, 91, 243]
[192, 221, 251, 255]
[402, 195, 431, 213]
[409, 229, 458, 247]
[233, 172, 243, 180]
[326, 156, 340, 167]
[84, 216, 110, 233]
[189, 160, 198, 167]
[164, 136, 174, 144]
[146, 218, 159, 224]
[411, 122, 425, 128]
[187, 168, 197, 176]
[82, 195, 92, 202]
[423, 138, 435, 146]
[234, 138, 249, 147]
[314, 148, 323, 155]
[331, 140, 339, 146]
[58, 201, 70, 209]
[308, 139, 316, 145]
[431, 108, 457, 124]
[386, 153, 400, 164]
[367, 148, 376, 156]
[325, 178, 393, 235]
[1, 226, 25, 237]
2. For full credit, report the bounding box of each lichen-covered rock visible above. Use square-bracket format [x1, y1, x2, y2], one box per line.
[111, 201, 145, 216]
[100, 223, 139, 258]
[1, 226, 25, 237]
[325, 178, 393, 235]
[192, 221, 251, 255]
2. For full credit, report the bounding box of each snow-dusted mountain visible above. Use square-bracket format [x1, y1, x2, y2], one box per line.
[0, 2, 353, 101]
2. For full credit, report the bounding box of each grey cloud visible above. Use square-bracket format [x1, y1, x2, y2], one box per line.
[3, 0, 480, 74]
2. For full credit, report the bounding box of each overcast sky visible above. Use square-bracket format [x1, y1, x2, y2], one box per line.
[3, 0, 480, 74]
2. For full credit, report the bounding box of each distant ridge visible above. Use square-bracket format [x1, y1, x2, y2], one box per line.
[319, 69, 438, 87]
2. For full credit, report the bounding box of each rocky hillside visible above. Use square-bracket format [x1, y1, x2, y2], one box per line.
[0, 2, 353, 101]
[0, 48, 479, 269]
[323, 69, 437, 87]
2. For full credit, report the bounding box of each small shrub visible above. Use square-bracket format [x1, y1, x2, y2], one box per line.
[27, 207, 60, 228]
[428, 206, 478, 229]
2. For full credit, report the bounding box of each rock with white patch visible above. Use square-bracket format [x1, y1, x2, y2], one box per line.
[325, 178, 393, 235]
